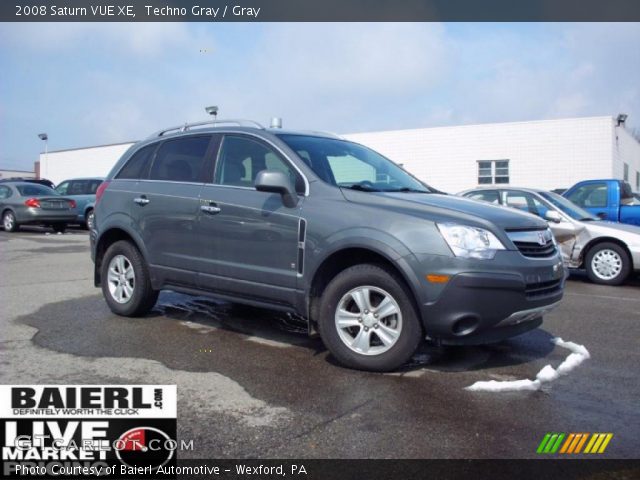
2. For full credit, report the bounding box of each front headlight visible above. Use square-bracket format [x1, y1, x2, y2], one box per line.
[437, 223, 506, 260]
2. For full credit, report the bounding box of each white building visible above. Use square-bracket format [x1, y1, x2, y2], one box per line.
[345, 115, 640, 193]
[39, 141, 135, 186]
[39, 115, 640, 193]
[0, 168, 35, 180]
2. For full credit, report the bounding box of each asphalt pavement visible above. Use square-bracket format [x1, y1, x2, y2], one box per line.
[1, 228, 639, 459]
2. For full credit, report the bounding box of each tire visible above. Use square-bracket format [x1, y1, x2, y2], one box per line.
[2, 210, 19, 232]
[85, 209, 95, 230]
[101, 240, 159, 316]
[317, 264, 422, 372]
[52, 224, 66, 234]
[585, 242, 631, 286]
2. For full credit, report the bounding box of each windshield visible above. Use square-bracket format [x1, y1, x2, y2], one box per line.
[538, 191, 598, 221]
[277, 134, 433, 193]
[16, 184, 58, 196]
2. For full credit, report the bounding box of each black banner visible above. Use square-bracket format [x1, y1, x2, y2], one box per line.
[3, 0, 640, 22]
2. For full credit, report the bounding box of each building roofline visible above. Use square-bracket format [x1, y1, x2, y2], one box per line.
[41, 140, 138, 155]
[344, 114, 618, 137]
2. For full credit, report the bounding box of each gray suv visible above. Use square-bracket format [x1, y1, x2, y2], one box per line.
[91, 120, 565, 371]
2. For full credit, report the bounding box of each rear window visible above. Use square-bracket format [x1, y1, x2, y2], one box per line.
[116, 145, 156, 180]
[16, 184, 57, 196]
[149, 136, 211, 182]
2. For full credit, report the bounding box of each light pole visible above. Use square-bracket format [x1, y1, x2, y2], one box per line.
[205, 106, 218, 121]
[38, 133, 48, 178]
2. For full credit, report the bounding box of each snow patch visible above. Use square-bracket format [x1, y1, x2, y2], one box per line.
[465, 337, 590, 393]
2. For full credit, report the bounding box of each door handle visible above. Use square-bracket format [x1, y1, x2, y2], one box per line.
[133, 196, 149, 206]
[200, 204, 221, 214]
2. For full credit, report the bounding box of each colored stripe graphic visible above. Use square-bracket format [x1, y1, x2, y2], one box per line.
[540, 433, 613, 454]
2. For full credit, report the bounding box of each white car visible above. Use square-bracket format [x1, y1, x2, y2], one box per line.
[459, 187, 640, 286]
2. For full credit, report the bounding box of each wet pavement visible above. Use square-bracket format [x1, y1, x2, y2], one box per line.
[1, 228, 639, 459]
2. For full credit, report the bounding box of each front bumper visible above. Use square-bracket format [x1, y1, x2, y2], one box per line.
[413, 251, 565, 344]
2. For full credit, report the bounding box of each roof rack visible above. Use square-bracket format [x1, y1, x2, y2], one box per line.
[150, 119, 265, 138]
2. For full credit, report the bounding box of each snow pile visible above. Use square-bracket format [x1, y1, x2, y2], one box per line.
[465, 337, 590, 393]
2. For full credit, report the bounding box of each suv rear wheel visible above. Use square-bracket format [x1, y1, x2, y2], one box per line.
[317, 264, 422, 371]
[101, 240, 158, 316]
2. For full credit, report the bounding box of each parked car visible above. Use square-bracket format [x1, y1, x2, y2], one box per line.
[460, 187, 640, 285]
[563, 179, 640, 226]
[0, 182, 77, 233]
[0, 177, 55, 189]
[91, 120, 565, 371]
[55, 178, 104, 229]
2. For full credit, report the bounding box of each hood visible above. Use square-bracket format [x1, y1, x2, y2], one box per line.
[341, 190, 547, 231]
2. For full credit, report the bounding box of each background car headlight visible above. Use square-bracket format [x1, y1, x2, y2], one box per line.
[437, 223, 506, 259]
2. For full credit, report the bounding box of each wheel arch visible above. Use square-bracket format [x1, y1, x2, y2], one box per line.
[306, 244, 423, 330]
[581, 237, 633, 268]
[94, 226, 149, 286]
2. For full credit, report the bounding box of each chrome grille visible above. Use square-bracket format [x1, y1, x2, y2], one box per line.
[507, 229, 557, 259]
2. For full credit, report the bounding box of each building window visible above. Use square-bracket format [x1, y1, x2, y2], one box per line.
[624, 162, 629, 182]
[477, 160, 509, 185]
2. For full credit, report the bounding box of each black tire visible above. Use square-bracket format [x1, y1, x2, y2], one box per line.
[317, 264, 422, 372]
[2, 210, 19, 232]
[101, 240, 159, 316]
[585, 242, 631, 286]
[52, 224, 66, 233]
[85, 209, 95, 230]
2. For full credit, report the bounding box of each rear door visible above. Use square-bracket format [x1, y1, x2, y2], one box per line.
[197, 134, 303, 306]
[133, 135, 215, 286]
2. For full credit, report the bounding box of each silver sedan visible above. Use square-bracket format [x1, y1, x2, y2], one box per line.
[459, 187, 640, 286]
[0, 182, 77, 233]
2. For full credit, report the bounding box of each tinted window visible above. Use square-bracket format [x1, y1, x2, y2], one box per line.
[215, 135, 303, 192]
[566, 183, 607, 208]
[0, 186, 12, 199]
[16, 184, 57, 196]
[68, 180, 86, 195]
[149, 136, 210, 182]
[86, 179, 102, 194]
[117, 144, 156, 180]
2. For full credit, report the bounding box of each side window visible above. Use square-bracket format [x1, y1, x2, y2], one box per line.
[116, 144, 157, 180]
[87, 179, 102, 194]
[0, 186, 11, 200]
[505, 191, 547, 217]
[566, 183, 607, 208]
[149, 136, 211, 182]
[215, 136, 303, 192]
[466, 190, 500, 204]
[68, 181, 85, 195]
[55, 181, 69, 195]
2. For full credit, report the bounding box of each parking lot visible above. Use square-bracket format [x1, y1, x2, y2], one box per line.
[1, 228, 639, 459]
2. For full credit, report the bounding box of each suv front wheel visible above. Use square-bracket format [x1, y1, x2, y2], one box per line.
[317, 264, 422, 371]
[101, 240, 158, 316]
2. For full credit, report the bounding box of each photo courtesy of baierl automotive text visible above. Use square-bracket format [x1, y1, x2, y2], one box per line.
[1, 1, 639, 479]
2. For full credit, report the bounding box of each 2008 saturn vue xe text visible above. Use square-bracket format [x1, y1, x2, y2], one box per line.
[90, 120, 565, 371]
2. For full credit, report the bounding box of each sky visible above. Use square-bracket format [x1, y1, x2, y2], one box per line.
[1, 22, 639, 171]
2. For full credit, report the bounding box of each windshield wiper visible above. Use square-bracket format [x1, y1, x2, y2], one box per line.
[385, 187, 432, 193]
[343, 184, 381, 192]
[580, 217, 597, 221]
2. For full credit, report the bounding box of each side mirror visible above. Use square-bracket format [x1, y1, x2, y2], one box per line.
[544, 210, 562, 223]
[255, 170, 299, 208]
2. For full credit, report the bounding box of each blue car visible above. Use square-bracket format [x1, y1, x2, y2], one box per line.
[55, 178, 104, 229]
